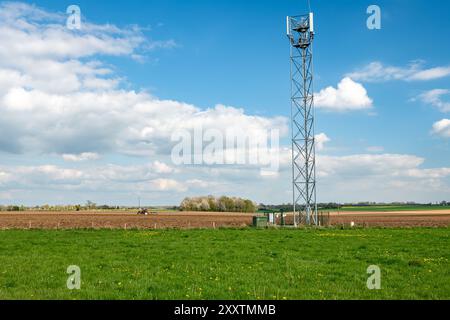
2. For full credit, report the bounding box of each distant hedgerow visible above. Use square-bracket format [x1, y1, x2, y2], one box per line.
[180, 196, 257, 213]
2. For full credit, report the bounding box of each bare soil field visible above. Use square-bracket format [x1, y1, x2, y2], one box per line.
[0, 211, 252, 230]
[0, 210, 449, 229]
[328, 210, 450, 227]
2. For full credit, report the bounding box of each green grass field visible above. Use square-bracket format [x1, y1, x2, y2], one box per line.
[0, 228, 449, 300]
[337, 205, 450, 212]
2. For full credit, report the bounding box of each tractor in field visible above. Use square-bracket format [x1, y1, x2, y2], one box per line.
[137, 208, 149, 215]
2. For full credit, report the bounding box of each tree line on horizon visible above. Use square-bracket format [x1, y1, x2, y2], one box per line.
[180, 196, 257, 213]
[1, 200, 449, 212]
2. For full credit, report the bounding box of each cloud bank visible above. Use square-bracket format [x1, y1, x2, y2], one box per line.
[347, 61, 450, 82]
[0, 2, 288, 157]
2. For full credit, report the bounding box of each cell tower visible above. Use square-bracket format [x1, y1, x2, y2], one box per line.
[287, 12, 318, 226]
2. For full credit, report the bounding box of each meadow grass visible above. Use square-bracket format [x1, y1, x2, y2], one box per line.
[0, 227, 448, 300]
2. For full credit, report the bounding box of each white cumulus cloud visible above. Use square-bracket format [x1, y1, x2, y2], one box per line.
[315, 77, 373, 111]
[315, 133, 330, 151]
[432, 119, 450, 138]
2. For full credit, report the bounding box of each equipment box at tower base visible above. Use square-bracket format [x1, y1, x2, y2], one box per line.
[253, 216, 268, 228]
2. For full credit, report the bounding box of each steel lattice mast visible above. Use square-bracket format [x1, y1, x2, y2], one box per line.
[287, 13, 318, 226]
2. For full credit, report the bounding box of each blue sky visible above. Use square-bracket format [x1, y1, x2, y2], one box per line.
[31, 0, 449, 160]
[0, 0, 449, 205]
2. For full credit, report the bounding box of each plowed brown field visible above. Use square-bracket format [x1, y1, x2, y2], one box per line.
[329, 210, 450, 227]
[0, 210, 449, 229]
